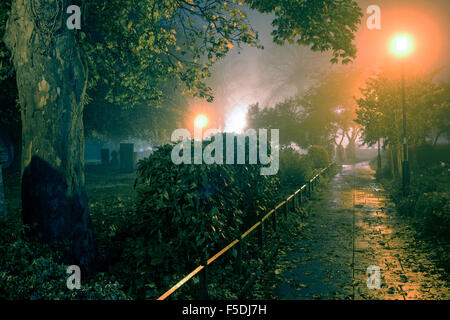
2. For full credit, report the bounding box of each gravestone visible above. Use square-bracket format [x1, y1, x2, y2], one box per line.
[100, 148, 110, 166]
[111, 150, 119, 167]
[120, 143, 134, 173]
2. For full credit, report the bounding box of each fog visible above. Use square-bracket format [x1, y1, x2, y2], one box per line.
[203, 0, 449, 133]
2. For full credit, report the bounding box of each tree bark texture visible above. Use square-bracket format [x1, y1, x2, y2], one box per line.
[4, 0, 95, 272]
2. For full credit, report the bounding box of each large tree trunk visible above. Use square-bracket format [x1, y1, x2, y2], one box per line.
[4, 0, 95, 272]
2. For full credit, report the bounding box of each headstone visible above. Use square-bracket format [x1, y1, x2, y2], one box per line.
[100, 148, 110, 166]
[110, 150, 119, 167]
[22, 156, 96, 273]
[120, 143, 134, 173]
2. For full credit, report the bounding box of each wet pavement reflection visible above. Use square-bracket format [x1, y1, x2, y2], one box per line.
[274, 161, 449, 300]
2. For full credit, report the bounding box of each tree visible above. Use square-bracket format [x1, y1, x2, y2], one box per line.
[83, 80, 189, 146]
[356, 70, 449, 177]
[299, 68, 363, 153]
[4, 0, 96, 271]
[81, 0, 261, 107]
[245, 0, 362, 64]
[257, 44, 330, 105]
[248, 67, 366, 155]
[247, 99, 306, 148]
[4, 0, 362, 270]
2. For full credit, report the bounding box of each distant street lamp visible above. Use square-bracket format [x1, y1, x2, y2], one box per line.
[194, 114, 208, 129]
[390, 33, 415, 195]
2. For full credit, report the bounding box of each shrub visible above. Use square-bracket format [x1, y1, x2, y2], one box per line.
[307, 145, 330, 169]
[118, 139, 280, 297]
[278, 148, 312, 191]
[414, 192, 450, 241]
[413, 143, 450, 170]
[384, 164, 450, 242]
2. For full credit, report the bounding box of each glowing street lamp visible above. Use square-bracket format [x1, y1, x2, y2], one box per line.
[194, 114, 208, 129]
[390, 33, 414, 195]
[389, 34, 415, 57]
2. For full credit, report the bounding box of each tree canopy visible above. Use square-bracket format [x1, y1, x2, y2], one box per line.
[356, 71, 450, 148]
[1, 0, 363, 143]
[80, 0, 362, 109]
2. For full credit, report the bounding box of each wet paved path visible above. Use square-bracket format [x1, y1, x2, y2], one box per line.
[274, 162, 449, 300]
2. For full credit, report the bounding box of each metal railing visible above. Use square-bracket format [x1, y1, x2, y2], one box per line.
[157, 162, 335, 300]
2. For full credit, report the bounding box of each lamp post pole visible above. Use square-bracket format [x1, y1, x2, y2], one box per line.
[401, 61, 410, 195]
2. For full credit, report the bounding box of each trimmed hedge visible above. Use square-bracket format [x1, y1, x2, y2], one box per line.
[118, 139, 281, 297]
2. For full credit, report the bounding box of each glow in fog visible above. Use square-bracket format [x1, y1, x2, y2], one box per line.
[194, 114, 208, 129]
[224, 106, 248, 133]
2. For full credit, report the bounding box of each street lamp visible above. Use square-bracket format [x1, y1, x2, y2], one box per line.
[194, 114, 208, 129]
[390, 34, 415, 58]
[390, 33, 414, 195]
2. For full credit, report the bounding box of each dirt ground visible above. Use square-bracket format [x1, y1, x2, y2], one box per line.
[274, 161, 449, 300]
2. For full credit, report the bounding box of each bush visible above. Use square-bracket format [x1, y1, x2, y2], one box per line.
[307, 145, 330, 169]
[384, 164, 450, 242]
[278, 148, 312, 191]
[413, 143, 450, 170]
[414, 192, 450, 240]
[117, 139, 280, 298]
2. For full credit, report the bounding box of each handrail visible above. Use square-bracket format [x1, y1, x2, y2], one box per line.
[157, 162, 335, 300]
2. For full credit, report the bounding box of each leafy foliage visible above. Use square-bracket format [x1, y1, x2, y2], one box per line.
[277, 148, 312, 191]
[384, 163, 450, 242]
[109, 138, 281, 297]
[83, 83, 188, 144]
[247, 100, 306, 148]
[79, 0, 362, 110]
[247, 68, 363, 151]
[0, 215, 130, 300]
[81, 0, 260, 107]
[299, 68, 362, 148]
[356, 71, 450, 148]
[245, 0, 362, 64]
[307, 145, 330, 169]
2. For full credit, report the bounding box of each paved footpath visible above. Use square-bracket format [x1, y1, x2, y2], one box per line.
[274, 161, 449, 300]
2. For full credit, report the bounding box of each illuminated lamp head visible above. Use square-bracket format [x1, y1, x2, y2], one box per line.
[390, 33, 415, 58]
[194, 114, 208, 129]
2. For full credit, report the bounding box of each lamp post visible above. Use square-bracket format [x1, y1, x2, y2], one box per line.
[390, 34, 414, 195]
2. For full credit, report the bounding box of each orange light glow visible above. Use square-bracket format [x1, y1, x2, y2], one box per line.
[194, 114, 208, 129]
[390, 33, 415, 58]
[185, 100, 219, 134]
[354, 4, 446, 75]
